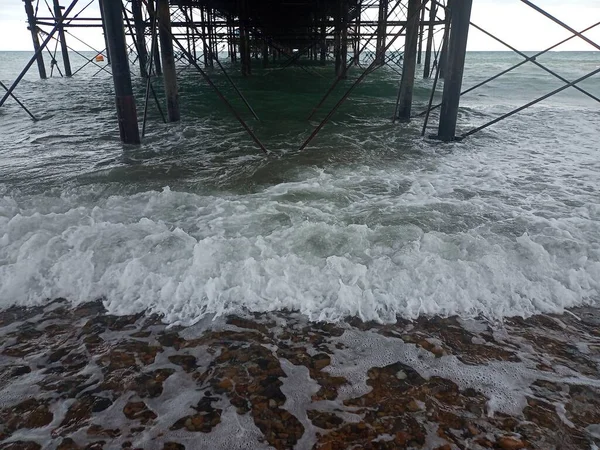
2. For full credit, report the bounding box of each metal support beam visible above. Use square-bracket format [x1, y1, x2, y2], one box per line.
[417, 0, 426, 64]
[101, 0, 140, 144]
[423, 0, 436, 78]
[437, 0, 473, 141]
[23, 0, 47, 79]
[340, 0, 349, 78]
[239, 0, 251, 76]
[375, 0, 388, 65]
[147, 0, 162, 75]
[334, 0, 342, 76]
[131, 0, 148, 77]
[0, 80, 38, 121]
[157, 0, 180, 122]
[394, 0, 421, 122]
[439, 0, 451, 79]
[52, 0, 72, 76]
[320, 18, 327, 64]
[98, 0, 111, 64]
[354, 0, 362, 65]
[1, 0, 78, 108]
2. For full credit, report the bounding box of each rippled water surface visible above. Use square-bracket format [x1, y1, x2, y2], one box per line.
[0, 51, 599, 324]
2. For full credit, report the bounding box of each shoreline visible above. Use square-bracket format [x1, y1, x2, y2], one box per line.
[1, 299, 600, 449]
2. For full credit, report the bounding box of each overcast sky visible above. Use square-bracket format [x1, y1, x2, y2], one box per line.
[0, 0, 599, 52]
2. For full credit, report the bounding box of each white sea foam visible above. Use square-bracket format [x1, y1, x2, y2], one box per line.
[1, 141, 599, 325]
[327, 329, 600, 417]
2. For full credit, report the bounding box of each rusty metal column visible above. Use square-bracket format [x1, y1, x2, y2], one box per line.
[157, 0, 180, 122]
[395, 0, 421, 121]
[423, 0, 436, 78]
[52, 0, 72, 76]
[131, 0, 148, 77]
[101, 0, 140, 143]
[23, 0, 47, 79]
[438, 0, 473, 141]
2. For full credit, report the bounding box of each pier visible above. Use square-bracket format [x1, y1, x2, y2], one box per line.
[2, 0, 599, 149]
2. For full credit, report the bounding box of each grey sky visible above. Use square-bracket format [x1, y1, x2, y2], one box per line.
[0, 0, 599, 51]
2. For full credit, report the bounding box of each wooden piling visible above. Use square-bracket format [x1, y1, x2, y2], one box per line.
[100, 0, 140, 144]
[23, 0, 47, 79]
[437, 0, 473, 141]
[157, 0, 180, 122]
[395, 0, 421, 121]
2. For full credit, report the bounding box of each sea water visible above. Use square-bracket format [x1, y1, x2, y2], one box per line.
[0, 51, 599, 325]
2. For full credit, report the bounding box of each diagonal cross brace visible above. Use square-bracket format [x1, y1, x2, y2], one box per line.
[416, 20, 600, 117]
[521, 0, 600, 52]
[462, 66, 600, 138]
[470, 22, 600, 104]
[299, 0, 427, 151]
[0, 0, 79, 108]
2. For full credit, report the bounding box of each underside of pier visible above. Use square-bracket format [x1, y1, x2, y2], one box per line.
[2, 0, 598, 150]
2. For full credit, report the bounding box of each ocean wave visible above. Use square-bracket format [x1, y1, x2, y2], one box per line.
[1, 171, 598, 325]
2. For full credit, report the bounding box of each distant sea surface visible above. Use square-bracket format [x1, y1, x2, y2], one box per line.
[0, 50, 599, 325]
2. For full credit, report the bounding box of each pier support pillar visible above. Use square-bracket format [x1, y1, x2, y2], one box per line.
[354, 0, 361, 66]
[157, 0, 180, 122]
[101, 0, 140, 144]
[147, 0, 162, 75]
[228, 19, 237, 62]
[423, 0, 436, 78]
[334, 0, 342, 76]
[439, 0, 451, 79]
[52, 0, 72, 76]
[417, 0, 426, 65]
[320, 20, 326, 65]
[395, 0, 421, 121]
[207, 8, 215, 66]
[23, 0, 47, 79]
[340, 0, 349, 77]
[201, 7, 210, 66]
[375, 0, 388, 65]
[262, 40, 269, 68]
[239, 0, 251, 76]
[98, 0, 111, 64]
[131, 0, 148, 77]
[437, 0, 472, 141]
